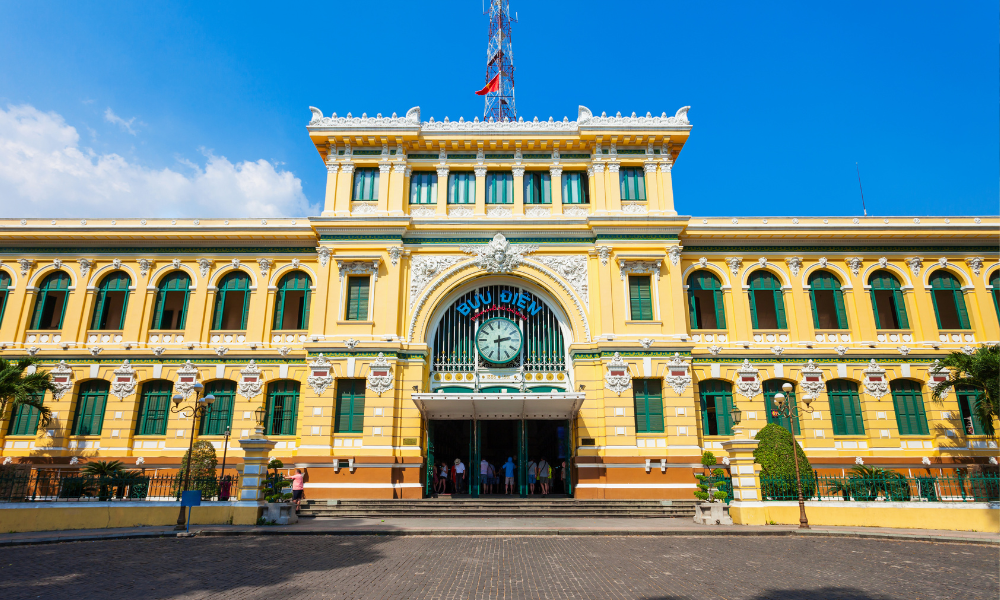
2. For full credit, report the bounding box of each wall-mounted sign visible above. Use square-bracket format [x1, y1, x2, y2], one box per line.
[455, 289, 546, 318]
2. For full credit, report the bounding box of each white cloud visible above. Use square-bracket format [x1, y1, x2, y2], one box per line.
[103, 107, 138, 135]
[0, 104, 315, 218]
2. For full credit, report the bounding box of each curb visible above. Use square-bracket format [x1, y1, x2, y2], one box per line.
[1, 527, 996, 547]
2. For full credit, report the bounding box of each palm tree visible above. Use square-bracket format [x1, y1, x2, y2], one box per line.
[931, 344, 999, 439]
[0, 358, 56, 432]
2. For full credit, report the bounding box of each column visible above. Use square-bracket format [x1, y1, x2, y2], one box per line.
[607, 162, 622, 212]
[388, 163, 406, 216]
[592, 163, 607, 212]
[658, 162, 676, 215]
[376, 163, 391, 213]
[334, 164, 354, 216]
[721, 437, 764, 525]
[436, 167, 450, 216]
[643, 162, 660, 213]
[549, 165, 563, 216]
[511, 165, 525, 216]
[237, 435, 275, 525]
[322, 164, 339, 216]
[474, 165, 487, 216]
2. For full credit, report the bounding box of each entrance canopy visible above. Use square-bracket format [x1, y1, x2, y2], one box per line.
[412, 392, 585, 420]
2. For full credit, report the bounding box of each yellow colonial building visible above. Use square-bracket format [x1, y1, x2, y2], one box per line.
[1, 105, 997, 499]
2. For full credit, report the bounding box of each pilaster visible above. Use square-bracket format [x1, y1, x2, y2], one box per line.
[473, 165, 487, 216]
[436, 166, 449, 216]
[388, 163, 406, 216]
[334, 163, 355, 216]
[658, 162, 676, 215]
[592, 163, 607, 212]
[376, 163, 391, 214]
[607, 162, 622, 212]
[643, 162, 660, 213]
[549, 165, 563, 216]
[323, 164, 339, 216]
[511, 165, 525, 216]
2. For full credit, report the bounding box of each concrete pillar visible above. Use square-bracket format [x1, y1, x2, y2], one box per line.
[388, 163, 406, 216]
[658, 162, 676, 215]
[334, 164, 355, 216]
[376, 163, 391, 214]
[436, 167, 449, 216]
[607, 162, 622, 212]
[322, 165, 339, 216]
[511, 166, 525, 216]
[721, 437, 764, 524]
[237, 435, 276, 503]
[643, 162, 660, 213]
[474, 166, 487, 216]
[549, 166, 563, 216]
[592, 163, 607, 212]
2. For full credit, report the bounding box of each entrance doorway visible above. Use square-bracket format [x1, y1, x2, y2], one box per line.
[525, 420, 571, 496]
[427, 420, 471, 495]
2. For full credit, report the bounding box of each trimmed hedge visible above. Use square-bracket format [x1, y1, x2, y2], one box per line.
[754, 423, 816, 499]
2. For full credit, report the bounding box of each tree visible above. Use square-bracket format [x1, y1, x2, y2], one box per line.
[931, 344, 999, 439]
[174, 440, 219, 498]
[0, 358, 56, 431]
[754, 423, 816, 499]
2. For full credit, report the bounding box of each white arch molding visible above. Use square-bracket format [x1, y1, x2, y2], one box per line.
[921, 263, 974, 289]
[148, 263, 199, 290]
[860, 261, 914, 290]
[983, 262, 1000, 287]
[0, 263, 19, 289]
[268, 264, 319, 289]
[800, 264, 853, 290]
[27, 264, 78, 290]
[680, 262, 732, 289]
[87, 264, 139, 290]
[740, 262, 792, 289]
[209, 263, 259, 290]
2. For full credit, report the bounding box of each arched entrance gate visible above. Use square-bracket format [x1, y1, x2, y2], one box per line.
[411, 280, 584, 498]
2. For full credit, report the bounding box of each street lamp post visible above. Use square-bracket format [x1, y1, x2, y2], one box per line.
[219, 426, 231, 500]
[170, 383, 216, 531]
[771, 381, 813, 529]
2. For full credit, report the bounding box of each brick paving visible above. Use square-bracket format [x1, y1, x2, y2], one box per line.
[0, 535, 995, 600]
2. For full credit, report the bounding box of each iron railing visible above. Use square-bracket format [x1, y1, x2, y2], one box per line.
[0, 472, 240, 503]
[759, 474, 1000, 502]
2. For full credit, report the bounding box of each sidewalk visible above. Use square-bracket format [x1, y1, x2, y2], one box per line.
[0, 516, 996, 546]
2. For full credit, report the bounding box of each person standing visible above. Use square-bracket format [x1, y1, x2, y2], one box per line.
[290, 468, 306, 512]
[537, 457, 550, 497]
[480, 457, 490, 495]
[526, 458, 538, 495]
[454, 458, 466, 494]
[559, 459, 567, 494]
[439, 463, 450, 494]
[502, 456, 516, 495]
[487, 460, 496, 494]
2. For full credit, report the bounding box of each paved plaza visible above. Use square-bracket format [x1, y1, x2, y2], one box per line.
[0, 535, 995, 600]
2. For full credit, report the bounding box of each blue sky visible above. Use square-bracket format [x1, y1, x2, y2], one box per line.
[0, 1, 996, 218]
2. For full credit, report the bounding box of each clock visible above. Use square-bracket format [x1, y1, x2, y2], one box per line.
[475, 317, 523, 364]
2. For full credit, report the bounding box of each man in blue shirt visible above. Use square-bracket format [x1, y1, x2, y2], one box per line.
[502, 457, 516, 495]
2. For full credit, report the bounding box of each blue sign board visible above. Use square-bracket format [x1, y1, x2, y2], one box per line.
[181, 490, 202, 507]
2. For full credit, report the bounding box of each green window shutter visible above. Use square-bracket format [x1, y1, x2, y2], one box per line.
[91, 287, 107, 330]
[345, 276, 370, 321]
[0, 272, 9, 325]
[301, 288, 311, 330]
[629, 275, 653, 320]
[868, 288, 882, 329]
[350, 385, 366, 433]
[449, 172, 474, 204]
[73, 382, 108, 436]
[891, 381, 928, 436]
[202, 381, 236, 435]
[747, 289, 759, 329]
[266, 381, 299, 436]
[335, 379, 366, 433]
[992, 271, 1000, 323]
[212, 288, 225, 330]
[239, 285, 250, 330]
[699, 386, 711, 435]
[687, 292, 699, 329]
[893, 289, 909, 328]
[832, 289, 848, 329]
[562, 172, 586, 204]
[954, 290, 970, 329]
[137, 381, 171, 435]
[633, 380, 663, 433]
[7, 394, 43, 436]
[273, 288, 286, 329]
[929, 284, 943, 328]
[152, 288, 168, 329]
[713, 289, 726, 329]
[763, 381, 799, 434]
[956, 387, 985, 435]
[409, 172, 437, 204]
[352, 168, 379, 200]
[808, 288, 820, 329]
[773, 289, 787, 329]
[828, 380, 864, 436]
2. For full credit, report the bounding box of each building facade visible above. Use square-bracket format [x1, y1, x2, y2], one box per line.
[1, 105, 997, 499]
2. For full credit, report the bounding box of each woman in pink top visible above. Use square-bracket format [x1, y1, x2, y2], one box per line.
[291, 469, 305, 512]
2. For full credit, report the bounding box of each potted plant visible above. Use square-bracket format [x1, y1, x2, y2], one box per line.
[261, 458, 297, 525]
[693, 452, 732, 525]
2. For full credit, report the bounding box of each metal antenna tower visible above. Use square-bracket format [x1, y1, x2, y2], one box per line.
[483, 0, 516, 121]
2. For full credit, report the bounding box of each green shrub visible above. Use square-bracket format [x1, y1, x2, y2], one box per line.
[174, 441, 219, 499]
[754, 423, 816, 499]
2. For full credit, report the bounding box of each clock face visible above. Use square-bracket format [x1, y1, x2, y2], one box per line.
[476, 317, 523, 364]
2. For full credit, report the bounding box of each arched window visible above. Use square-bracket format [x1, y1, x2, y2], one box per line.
[687, 271, 725, 330]
[698, 380, 734, 436]
[273, 271, 312, 330]
[0, 270, 10, 326]
[72, 380, 109, 436]
[990, 270, 1000, 323]
[808, 271, 848, 329]
[890, 380, 928, 436]
[748, 271, 787, 329]
[266, 380, 299, 436]
[136, 380, 172, 435]
[763, 380, 799, 434]
[202, 380, 236, 435]
[7, 392, 44, 436]
[90, 271, 132, 330]
[31, 271, 71, 330]
[212, 272, 251, 330]
[151, 272, 191, 330]
[827, 380, 864, 436]
[929, 271, 970, 329]
[868, 270, 909, 330]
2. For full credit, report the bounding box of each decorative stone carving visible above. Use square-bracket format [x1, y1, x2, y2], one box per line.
[897, 346, 910, 356]
[486, 206, 513, 218]
[707, 345, 723, 356]
[770, 346, 784, 356]
[173, 361, 200, 400]
[473, 165, 488, 178]
[461, 233, 537, 274]
[18, 259, 33, 276]
[596, 246, 612, 266]
[862, 359, 889, 399]
[215, 347, 229, 356]
[110, 360, 137, 399]
[604, 352, 632, 395]
[846, 257, 863, 276]
[532, 255, 588, 306]
[388, 246, 407, 267]
[618, 258, 661, 281]
[664, 353, 691, 395]
[409, 256, 465, 308]
[336, 259, 379, 283]
[366, 352, 394, 396]
[52, 259, 63, 269]
[667, 245, 683, 267]
[965, 257, 984, 276]
[799, 360, 825, 400]
[49, 361, 74, 400]
[834, 345, 848, 356]
[449, 207, 474, 217]
[817, 257, 829, 268]
[78, 259, 93, 278]
[621, 202, 647, 214]
[785, 257, 803, 277]
[734, 359, 761, 399]
[960, 345, 975, 356]
[724, 257, 743, 276]
[549, 165, 563, 177]
[697, 257, 709, 269]
[351, 202, 378, 214]
[307, 354, 334, 395]
[232, 258, 242, 270]
[877, 257, 889, 268]
[171, 258, 182, 270]
[344, 338, 360, 349]
[511, 165, 525, 177]
[26, 346, 40, 356]
[238, 361, 264, 399]
[525, 206, 550, 218]
[278, 346, 291, 357]
[639, 338, 654, 349]
[316, 247, 331, 267]
[89, 347, 102, 356]
[410, 207, 436, 218]
[152, 347, 166, 356]
[257, 258, 272, 277]
[937, 257, 948, 267]
[307, 106, 421, 128]
[291, 258, 301, 269]
[904, 257, 923, 277]
[564, 206, 588, 217]
[137, 259, 153, 277]
[112, 258, 122, 270]
[197, 258, 213, 277]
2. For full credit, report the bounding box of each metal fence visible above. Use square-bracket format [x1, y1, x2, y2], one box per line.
[759, 474, 1000, 503]
[0, 472, 240, 503]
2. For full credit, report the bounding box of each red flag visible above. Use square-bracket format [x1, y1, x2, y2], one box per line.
[475, 74, 499, 96]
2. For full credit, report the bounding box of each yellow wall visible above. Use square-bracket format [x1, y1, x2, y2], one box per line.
[730, 501, 1000, 533]
[0, 502, 261, 533]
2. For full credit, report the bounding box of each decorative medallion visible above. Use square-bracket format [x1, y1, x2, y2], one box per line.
[307, 354, 334, 395]
[604, 352, 632, 395]
[667, 245, 683, 267]
[410, 207, 436, 218]
[846, 257, 863, 276]
[834, 345, 848, 356]
[563, 206, 588, 217]
[173, 361, 200, 400]
[770, 346, 784, 356]
[639, 338, 654, 349]
[388, 246, 407, 267]
[461, 233, 537, 274]
[725, 256, 742, 276]
[621, 202, 647, 214]
[449, 207, 474, 217]
[486, 206, 513, 218]
[344, 338, 359, 349]
[316, 247, 331, 267]
[238, 360, 264, 399]
[137, 259, 153, 277]
[408, 255, 465, 308]
[18, 259, 33, 276]
[49, 361, 74, 400]
[78, 258, 93, 278]
[862, 359, 889, 399]
[734, 359, 761, 398]
[707, 345, 723, 356]
[799, 359, 825, 400]
[110, 360, 137, 399]
[904, 256, 923, 277]
[197, 258, 213, 277]
[664, 353, 691, 395]
[596, 245, 612, 266]
[366, 352, 394, 396]
[257, 258, 272, 277]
